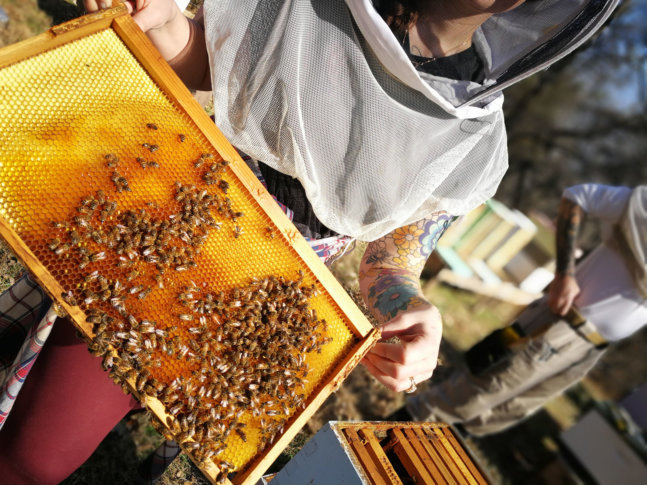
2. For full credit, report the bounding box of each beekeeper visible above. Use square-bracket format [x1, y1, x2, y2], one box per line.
[403, 183, 647, 435]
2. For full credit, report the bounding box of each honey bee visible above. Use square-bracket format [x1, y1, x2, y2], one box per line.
[136, 372, 150, 393]
[126, 269, 140, 282]
[54, 243, 71, 255]
[104, 153, 119, 167]
[51, 302, 68, 318]
[102, 353, 115, 370]
[146, 123, 158, 130]
[117, 177, 130, 192]
[235, 428, 247, 442]
[48, 238, 61, 251]
[178, 134, 186, 142]
[61, 291, 78, 306]
[83, 292, 98, 305]
[104, 201, 117, 214]
[154, 274, 164, 289]
[89, 251, 106, 262]
[96, 190, 106, 204]
[177, 344, 190, 359]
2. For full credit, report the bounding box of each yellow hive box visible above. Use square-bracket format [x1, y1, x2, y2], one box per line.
[0, 6, 379, 485]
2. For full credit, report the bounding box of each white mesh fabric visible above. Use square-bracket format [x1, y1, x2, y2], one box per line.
[478, 0, 612, 80]
[202, 0, 612, 241]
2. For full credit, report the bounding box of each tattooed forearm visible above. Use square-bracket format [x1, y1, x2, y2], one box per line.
[365, 268, 428, 322]
[555, 198, 582, 277]
[360, 212, 454, 323]
[362, 213, 454, 273]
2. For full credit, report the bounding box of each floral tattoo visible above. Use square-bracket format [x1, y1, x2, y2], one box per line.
[361, 213, 453, 323]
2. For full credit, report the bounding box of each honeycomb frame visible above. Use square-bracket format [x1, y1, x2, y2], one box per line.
[0, 7, 379, 485]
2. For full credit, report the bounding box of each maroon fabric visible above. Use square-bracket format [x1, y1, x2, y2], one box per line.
[167, 18, 211, 91]
[0, 319, 139, 484]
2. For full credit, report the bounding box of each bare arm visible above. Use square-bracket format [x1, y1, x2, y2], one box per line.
[548, 197, 582, 315]
[360, 213, 453, 392]
[84, 0, 211, 91]
[554, 197, 582, 277]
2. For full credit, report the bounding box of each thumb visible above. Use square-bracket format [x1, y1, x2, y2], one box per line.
[131, 9, 155, 32]
[379, 305, 440, 338]
[379, 313, 414, 338]
[121, 0, 136, 13]
[126, 1, 158, 33]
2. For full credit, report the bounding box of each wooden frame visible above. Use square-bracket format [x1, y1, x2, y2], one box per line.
[336, 422, 489, 484]
[0, 7, 380, 485]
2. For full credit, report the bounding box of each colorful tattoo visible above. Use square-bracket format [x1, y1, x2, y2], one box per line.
[360, 212, 453, 323]
[366, 268, 427, 320]
[555, 198, 582, 277]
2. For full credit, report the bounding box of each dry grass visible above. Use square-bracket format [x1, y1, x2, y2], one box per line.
[424, 279, 524, 352]
[0, 0, 52, 48]
[0, 239, 25, 292]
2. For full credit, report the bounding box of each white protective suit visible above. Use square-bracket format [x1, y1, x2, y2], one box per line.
[203, 0, 618, 241]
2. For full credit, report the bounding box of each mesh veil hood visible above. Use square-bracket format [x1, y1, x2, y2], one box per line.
[203, 0, 618, 241]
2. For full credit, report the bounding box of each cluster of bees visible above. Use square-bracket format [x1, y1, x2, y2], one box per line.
[48, 128, 333, 482]
[89, 273, 329, 482]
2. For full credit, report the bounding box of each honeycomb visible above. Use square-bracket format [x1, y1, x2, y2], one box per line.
[0, 27, 360, 478]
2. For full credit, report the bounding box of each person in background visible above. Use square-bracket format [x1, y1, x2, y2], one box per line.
[399, 183, 647, 435]
[0, 1, 620, 482]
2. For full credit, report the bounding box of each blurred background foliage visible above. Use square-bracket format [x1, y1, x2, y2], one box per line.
[498, 0, 647, 223]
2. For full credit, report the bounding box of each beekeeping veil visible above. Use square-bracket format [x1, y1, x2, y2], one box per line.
[203, 0, 618, 241]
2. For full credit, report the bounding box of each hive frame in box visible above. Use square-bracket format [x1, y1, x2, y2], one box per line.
[0, 6, 380, 484]
[272, 421, 490, 484]
[338, 422, 489, 484]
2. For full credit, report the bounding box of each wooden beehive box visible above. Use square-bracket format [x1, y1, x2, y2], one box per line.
[0, 6, 379, 484]
[272, 421, 490, 484]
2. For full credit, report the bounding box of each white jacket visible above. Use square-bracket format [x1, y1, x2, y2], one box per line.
[203, 0, 618, 241]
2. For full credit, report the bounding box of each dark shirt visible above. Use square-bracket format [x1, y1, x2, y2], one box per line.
[404, 34, 486, 83]
[258, 163, 337, 240]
